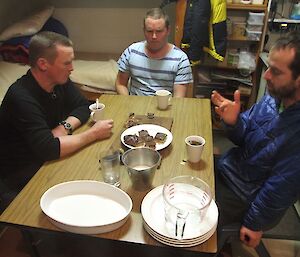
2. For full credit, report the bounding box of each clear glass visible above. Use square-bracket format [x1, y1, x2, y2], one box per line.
[99, 150, 121, 187]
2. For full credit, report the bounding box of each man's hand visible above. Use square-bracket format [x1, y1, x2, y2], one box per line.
[240, 225, 263, 248]
[211, 90, 241, 126]
[92, 119, 114, 140]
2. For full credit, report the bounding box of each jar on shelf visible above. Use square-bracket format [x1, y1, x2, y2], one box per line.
[252, 0, 264, 4]
[227, 49, 239, 66]
[232, 21, 246, 37]
[227, 18, 233, 36]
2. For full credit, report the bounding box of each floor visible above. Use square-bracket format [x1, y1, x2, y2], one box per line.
[0, 130, 299, 257]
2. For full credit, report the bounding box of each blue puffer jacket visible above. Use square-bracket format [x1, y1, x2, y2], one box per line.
[217, 94, 300, 231]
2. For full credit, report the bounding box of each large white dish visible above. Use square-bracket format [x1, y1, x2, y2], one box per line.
[141, 185, 218, 240]
[121, 124, 173, 151]
[40, 180, 132, 235]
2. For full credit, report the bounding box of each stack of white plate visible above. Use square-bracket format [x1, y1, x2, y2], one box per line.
[141, 185, 218, 247]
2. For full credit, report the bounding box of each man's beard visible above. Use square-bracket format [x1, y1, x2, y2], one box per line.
[267, 81, 297, 100]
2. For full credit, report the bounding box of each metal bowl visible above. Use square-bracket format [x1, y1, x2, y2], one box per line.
[122, 147, 161, 191]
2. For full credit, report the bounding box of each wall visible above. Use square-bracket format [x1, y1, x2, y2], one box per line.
[0, 0, 176, 55]
[0, 0, 49, 32]
[53, 7, 176, 54]
[265, 0, 299, 51]
[51, 0, 176, 54]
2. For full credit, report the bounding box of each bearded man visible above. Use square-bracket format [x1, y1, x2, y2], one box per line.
[211, 32, 300, 248]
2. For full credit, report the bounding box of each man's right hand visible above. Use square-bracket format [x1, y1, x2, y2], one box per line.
[92, 119, 114, 140]
[211, 90, 241, 126]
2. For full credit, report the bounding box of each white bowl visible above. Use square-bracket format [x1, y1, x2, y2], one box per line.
[40, 180, 132, 234]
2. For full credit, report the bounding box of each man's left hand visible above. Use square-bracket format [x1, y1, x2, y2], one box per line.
[240, 225, 263, 248]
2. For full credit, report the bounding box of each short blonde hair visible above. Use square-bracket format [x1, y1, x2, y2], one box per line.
[29, 31, 73, 67]
[143, 8, 170, 29]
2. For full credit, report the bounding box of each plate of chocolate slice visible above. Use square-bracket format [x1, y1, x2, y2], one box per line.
[121, 124, 172, 151]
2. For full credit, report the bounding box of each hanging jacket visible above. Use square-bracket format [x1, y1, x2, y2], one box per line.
[181, 0, 227, 65]
[160, 0, 177, 8]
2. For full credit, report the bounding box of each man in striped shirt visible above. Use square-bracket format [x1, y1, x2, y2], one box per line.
[116, 8, 193, 97]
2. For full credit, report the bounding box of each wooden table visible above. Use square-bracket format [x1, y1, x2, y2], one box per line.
[0, 95, 216, 256]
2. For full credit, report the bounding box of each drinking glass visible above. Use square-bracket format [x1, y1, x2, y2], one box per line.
[99, 150, 121, 187]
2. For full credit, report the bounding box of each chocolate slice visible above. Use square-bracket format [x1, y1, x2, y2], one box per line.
[124, 134, 142, 147]
[143, 135, 156, 149]
[154, 132, 167, 144]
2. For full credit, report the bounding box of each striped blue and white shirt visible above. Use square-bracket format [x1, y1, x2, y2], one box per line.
[117, 41, 193, 96]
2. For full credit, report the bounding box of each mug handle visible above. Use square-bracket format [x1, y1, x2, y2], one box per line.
[90, 111, 95, 119]
[168, 94, 172, 106]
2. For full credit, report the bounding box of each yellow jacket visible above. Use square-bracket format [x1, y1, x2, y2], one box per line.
[181, 0, 227, 65]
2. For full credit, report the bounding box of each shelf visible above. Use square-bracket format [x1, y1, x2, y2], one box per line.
[268, 18, 300, 24]
[175, 0, 269, 109]
[202, 62, 238, 69]
[228, 35, 260, 42]
[227, 3, 267, 11]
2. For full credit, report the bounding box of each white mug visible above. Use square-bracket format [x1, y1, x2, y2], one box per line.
[156, 90, 172, 110]
[89, 102, 105, 112]
[185, 135, 205, 163]
[90, 103, 105, 122]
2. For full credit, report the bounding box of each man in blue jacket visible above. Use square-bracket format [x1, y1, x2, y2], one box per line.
[212, 32, 300, 248]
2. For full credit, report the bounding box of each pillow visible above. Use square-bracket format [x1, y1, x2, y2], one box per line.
[70, 60, 118, 92]
[0, 61, 30, 103]
[0, 6, 55, 42]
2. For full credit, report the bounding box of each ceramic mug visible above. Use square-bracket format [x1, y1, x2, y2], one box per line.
[156, 90, 172, 110]
[90, 103, 105, 122]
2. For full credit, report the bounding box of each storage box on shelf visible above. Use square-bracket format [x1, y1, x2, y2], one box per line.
[246, 28, 262, 40]
[248, 11, 265, 23]
[247, 20, 264, 32]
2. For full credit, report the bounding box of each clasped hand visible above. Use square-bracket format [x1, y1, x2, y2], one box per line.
[240, 225, 263, 248]
[211, 90, 241, 126]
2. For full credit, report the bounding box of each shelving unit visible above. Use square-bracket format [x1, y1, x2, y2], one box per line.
[175, 0, 269, 111]
[227, 3, 267, 11]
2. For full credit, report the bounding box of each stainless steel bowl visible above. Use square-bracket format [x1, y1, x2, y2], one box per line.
[122, 147, 161, 191]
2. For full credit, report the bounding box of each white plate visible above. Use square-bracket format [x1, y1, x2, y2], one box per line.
[121, 124, 173, 151]
[141, 185, 218, 240]
[40, 180, 132, 234]
[144, 221, 216, 247]
[144, 220, 217, 244]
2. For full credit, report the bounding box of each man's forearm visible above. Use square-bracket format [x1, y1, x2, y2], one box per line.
[116, 84, 129, 95]
[173, 84, 187, 98]
[58, 129, 97, 157]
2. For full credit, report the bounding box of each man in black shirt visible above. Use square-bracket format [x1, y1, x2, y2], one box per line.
[0, 32, 113, 212]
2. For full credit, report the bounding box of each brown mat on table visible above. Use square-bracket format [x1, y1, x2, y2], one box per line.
[132, 115, 173, 131]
